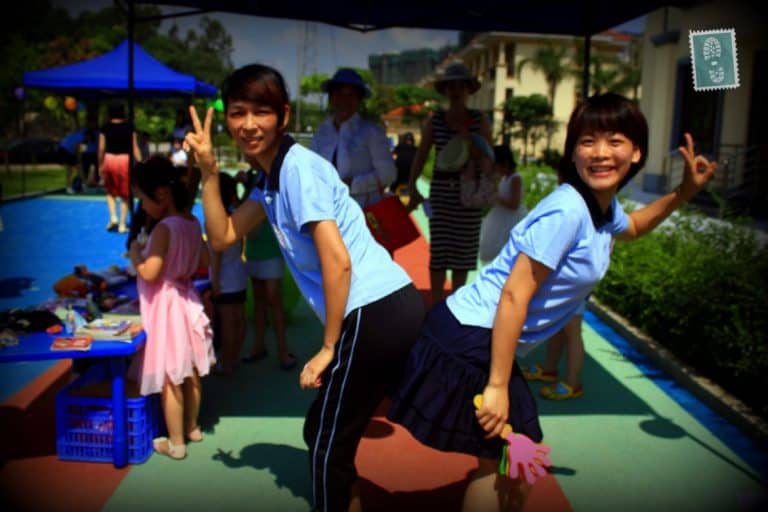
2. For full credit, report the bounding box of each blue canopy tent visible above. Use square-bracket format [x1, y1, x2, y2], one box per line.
[22, 38, 217, 98]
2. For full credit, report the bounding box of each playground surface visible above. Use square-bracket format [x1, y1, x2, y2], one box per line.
[0, 194, 766, 511]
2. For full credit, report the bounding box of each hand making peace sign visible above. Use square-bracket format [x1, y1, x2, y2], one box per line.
[185, 106, 217, 182]
[677, 132, 717, 201]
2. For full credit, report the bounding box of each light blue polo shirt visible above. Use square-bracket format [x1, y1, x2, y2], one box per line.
[248, 136, 412, 322]
[447, 183, 628, 346]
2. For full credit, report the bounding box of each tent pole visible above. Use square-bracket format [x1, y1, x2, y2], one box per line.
[582, 33, 591, 101]
[128, 0, 136, 229]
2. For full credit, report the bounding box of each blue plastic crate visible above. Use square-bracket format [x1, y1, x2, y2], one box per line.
[55, 371, 161, 464]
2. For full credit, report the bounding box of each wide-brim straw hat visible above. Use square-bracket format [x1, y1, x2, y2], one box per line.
[434, 63, 481, 95]
[321, 68, 371, 98]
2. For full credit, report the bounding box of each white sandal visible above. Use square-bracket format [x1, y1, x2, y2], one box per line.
[153, 437, 187, 460]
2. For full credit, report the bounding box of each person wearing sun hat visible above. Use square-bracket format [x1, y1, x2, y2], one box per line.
[311, 68, 397, 208]
[405, 61, 492, 306]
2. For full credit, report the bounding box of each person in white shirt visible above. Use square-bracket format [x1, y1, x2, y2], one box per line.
[310, 69, 396, 207]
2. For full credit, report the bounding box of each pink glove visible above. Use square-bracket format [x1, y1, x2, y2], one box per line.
[504, 431, 552, 485]
[473, 394, 552, 484]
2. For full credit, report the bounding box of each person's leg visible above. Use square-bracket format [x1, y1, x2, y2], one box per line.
[65, 163, 77, 193]
[462, 458, 531, 512]
[451, 269, 469, 293]
[304, 285, 423, 512]
[541, 328, 567, 375]
[118, 197, 129, 233]
[264, 277, 293, 366]
[430, 269, 447, 306]
[245, 277, 268, 358]
[562, 314, 584, 390]
[234, 301, 246, 366]
[182, 371, 202, 442]
[156, 379, 187, 458]
[106, 194, 118, 229]
[217, 302, 238, 374]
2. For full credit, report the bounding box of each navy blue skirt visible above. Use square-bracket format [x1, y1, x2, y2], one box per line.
[387, 300, 543, 460]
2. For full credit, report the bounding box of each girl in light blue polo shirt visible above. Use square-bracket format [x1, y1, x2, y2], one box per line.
[388, 93, 717, 510]
[185, 64, 424, 512]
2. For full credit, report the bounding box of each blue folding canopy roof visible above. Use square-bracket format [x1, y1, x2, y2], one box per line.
[22, 39, 217, 98]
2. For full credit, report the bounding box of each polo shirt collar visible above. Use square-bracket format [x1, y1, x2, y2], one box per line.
[566, 177, 614, 229]
[255, 135, 296, 192]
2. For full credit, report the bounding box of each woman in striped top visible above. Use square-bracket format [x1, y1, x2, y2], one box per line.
[406, 63, 493, 306]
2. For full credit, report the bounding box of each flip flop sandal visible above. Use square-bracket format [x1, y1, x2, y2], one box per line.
[241, 350, 268, 364]
[186, 426, 203, 443]
[280, 353, 298, 371]
[522, 364, 558, 382]
[540, 381, 583, 400]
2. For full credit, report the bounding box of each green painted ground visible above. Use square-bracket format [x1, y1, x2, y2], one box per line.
[102, 181, 767, 511]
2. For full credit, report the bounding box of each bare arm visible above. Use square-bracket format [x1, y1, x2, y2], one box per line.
[476, 253, 550, 438]
[186, 106, 266, 251]
[405, 116, 434, 209]
[97, 133, 105, 171]
[617, 133, 716, 241]
[478, 112, 493, 145]
[128, 223, 170, 283]
[497, 174, 522, 210]
[300, 219, 352, 389]
[132, 132, 142, 162]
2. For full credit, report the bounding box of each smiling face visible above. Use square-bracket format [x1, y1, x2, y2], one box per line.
[226, 100, 289, 166]
[572, 131, 641, 205]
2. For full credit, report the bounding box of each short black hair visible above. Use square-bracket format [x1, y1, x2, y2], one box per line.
[132, 156, 191, 212]
[222, 64, 290, 127]
[559, 93, 648, 190]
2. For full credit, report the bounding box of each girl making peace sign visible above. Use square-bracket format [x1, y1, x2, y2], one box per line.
[186, 64, 424, 512]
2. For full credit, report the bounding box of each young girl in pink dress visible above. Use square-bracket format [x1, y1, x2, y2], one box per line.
[128, 156, 215, 460]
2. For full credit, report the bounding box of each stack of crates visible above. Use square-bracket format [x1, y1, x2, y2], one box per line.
[55, 364, 161, 464]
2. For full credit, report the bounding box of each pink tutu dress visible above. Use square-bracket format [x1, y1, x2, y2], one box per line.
[129, 215, 215, 395]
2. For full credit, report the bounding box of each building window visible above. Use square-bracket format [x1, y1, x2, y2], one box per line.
[505, 88, 514, 102]
[672, 61, 722, 156]
[506, 42, 516, 77]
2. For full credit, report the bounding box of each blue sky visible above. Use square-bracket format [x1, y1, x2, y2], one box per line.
[53, 1, 644, 96]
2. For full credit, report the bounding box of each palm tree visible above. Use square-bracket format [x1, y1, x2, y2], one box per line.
[517, 43, 572, 114]
[517, 43, 573, 151]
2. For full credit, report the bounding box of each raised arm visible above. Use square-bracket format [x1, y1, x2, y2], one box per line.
[185, 106, 265, 251]
[617, 133, 716, 241]
[476, 253, 550, 439]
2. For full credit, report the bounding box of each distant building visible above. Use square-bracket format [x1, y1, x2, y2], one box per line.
[369, 46, 456, 85]
[639, 1, 766, 218]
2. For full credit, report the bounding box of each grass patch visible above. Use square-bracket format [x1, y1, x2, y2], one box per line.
[0, 167, 67, 198]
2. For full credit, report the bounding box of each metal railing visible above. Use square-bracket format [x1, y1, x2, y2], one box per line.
[662, 143, 768, 216]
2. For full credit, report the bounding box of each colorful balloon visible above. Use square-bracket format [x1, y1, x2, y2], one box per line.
[64, 96, 77, 111]
[44, 96, 58, 110]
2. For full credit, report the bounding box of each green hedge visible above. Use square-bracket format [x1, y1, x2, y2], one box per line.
[518, 164, 768, 419]
[595, 212, 768, 418]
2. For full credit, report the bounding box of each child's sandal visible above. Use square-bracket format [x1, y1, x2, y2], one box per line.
[521, 364, 558, 382]
[153, 437, 187, 460]
[186, 426, 203, 443]
[539, 381, 583, 400]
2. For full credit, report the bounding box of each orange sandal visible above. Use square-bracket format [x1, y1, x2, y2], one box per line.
[540, 381, 583, 400]
[521, 364, 558, 382]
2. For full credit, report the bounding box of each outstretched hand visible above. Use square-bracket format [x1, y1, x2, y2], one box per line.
[185, 106, 217, 181]
[677, 132, 717, 201]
